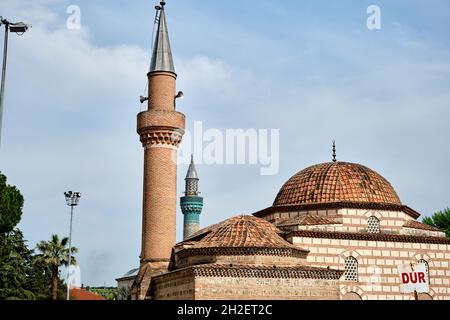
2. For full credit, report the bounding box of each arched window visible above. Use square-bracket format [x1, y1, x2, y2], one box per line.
[419, 259, 430, 281]
[344, 257, 358, 282]
[367, 216, 380, 234]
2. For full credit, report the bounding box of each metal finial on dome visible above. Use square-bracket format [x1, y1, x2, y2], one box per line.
[332, 141, 337, 163]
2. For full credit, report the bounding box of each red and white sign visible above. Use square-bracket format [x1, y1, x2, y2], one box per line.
[397, 263, 429, 294]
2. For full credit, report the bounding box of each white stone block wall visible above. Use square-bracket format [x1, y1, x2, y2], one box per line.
[291, 236, 450, 300]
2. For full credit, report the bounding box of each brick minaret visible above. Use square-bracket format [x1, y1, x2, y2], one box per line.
[132, 1, 185, 300]
[181, 155, 204, 240]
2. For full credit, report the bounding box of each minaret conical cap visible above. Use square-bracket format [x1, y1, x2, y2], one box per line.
[149, 5, 175, 73]
[186, 155, 199, 180]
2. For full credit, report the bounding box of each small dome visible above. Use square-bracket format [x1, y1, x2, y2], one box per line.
[274, 162, 401, 207]
[171, 216, 309, 271]
[193, 216, 295, 250]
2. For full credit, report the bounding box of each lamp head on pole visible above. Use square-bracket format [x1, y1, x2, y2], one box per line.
[9, 22, 30, 34]
[64, 191, 81, 207]
[0, 18, 31, 35]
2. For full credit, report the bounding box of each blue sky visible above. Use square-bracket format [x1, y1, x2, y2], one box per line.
[1, 0, 449, 286]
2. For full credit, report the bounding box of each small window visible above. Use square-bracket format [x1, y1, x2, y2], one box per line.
[344, 257, 358, 282]
[367, 216, 380, 234]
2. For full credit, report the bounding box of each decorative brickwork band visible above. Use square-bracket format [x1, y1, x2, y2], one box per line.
[177, 247, 309, 260]
[141, 258, 171, 264]
[153, 264, 343, 280]
[140, 128, 184, 148]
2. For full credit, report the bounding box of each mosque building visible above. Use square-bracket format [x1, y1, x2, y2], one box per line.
[116, 2, 450, 300]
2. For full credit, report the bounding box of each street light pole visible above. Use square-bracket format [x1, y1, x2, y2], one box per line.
[64, 191, 81, 301]
[0, 19, 10, 147]
[68, 204, 74, 300]
[0, 17, 30, 147]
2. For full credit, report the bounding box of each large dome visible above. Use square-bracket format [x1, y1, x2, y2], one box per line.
[274, 162, 401, 207]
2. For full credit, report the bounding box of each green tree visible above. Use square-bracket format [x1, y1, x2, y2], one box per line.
[35, 235, 78, 300]
[0, 173, 33, 300]
[0, 172, 68, 300]
[27, 258, 67, 300]
[423, 208, 450, 237]
[0, 230, 35, 300]
[0, 172, 24, 234]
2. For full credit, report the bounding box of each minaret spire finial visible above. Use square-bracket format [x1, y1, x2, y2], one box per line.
[150, 0, 175, 74]
[332, 141, 337, 163]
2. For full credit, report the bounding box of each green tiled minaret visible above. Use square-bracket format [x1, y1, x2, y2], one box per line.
[180, 156, 204, 240]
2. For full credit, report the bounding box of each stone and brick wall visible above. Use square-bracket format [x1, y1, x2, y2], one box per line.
[266, 209, 436, 234]
[152, 269, 195, 300]
[194, 276, 340, 300]
[265, 208, 444, 237]
[175, 253, 308, 270]
[288, 233, 450, 300]
[152, 266, 342, 300]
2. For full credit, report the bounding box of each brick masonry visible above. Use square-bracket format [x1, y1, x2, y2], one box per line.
[290, 235, 450, 300]
[152, 268, 341, 301]
[273, 208, 450, 300]
[137, 70, 185, 262]
[132, 70, 185, 299]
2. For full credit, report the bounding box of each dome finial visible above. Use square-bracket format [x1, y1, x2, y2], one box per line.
[332, 140, 337, 163]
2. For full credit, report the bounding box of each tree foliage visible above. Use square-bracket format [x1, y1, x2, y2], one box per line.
[423, 208, 450, 237]
[0, 172, 24, 234]
[0, 230, 35, 300]
[0, 172, 71, 300]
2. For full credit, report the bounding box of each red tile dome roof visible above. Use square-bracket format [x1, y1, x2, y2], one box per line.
[193, 216, 295, 250]
[274, 162, 401, 207]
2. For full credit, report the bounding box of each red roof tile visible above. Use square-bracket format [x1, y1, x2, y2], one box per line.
[274, 162, 401, 207]
[192, 216, 295, 250]
[403, 220, 443, 232]
[70, 288, 106, 301]
[191, 264, 343, 280]
[275, 215, 341, 227]
[287, 230, 450, 244]
[156, 264, 343, 281]
[253, 202, 421, 220]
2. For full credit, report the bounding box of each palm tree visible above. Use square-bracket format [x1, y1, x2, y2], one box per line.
[35, 235, 78, 300]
